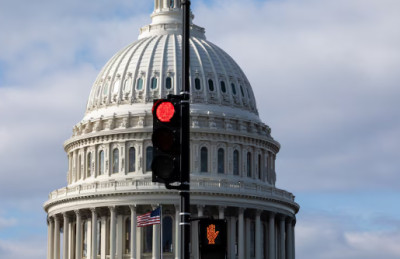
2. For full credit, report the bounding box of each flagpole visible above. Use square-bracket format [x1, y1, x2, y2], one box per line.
[160, 205, 163, 259]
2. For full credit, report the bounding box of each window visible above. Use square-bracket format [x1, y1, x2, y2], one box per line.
[146, 147, 153, 171]
[112, 148, 119, 174]
[112, 79, 120, 95]
[123, 78, 131, 93]
[258, 154, 262, 179]
[220, 81, 226, 93]
[78, 155, 82, 179]
[136, 78, 143, 90]
[83, 220, 88, 257]
[233, 150, 239, 175]
[99, 150, 104, 175]
[162, 216, 173, 252]
[200, 147, 208, 172]
[247, 152, 252, 177]
[129, 147, 136, 172]
[208, 79, 214, 91]
[231, 83, 237, 95]
[125, 218, 131, 254]
[151, 77, 158, 90]
[87, 152, 92, 177]
[218, 148, 225, 174]
[240, 85, 245, 97]
[169, 0, 174, 8]
[103, 82, 109, 95]
[166, 77, 172, 90]
[250, 221, 255, 257]
[97, 220, 101, 256]
[195, 78, 201, 90]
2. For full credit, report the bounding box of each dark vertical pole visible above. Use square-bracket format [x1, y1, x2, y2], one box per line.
[180, 1, 191, 259]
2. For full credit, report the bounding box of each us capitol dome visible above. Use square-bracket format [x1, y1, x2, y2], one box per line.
[44, 1, 299, 259]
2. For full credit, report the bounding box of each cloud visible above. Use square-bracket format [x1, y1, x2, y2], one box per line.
[0, 238, 46, 259]
[0, 217, 17, 230]
[297, 212, 400, 259]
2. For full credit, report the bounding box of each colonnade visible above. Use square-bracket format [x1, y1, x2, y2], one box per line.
[47, 205, 295, 259]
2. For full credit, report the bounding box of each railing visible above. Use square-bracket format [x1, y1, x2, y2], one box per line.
[47, 177, 296, 204]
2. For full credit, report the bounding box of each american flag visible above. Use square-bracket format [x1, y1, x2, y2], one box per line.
[137, 207, 161, 227]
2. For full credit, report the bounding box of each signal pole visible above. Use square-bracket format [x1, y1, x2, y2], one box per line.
[180, 1, 191, 259]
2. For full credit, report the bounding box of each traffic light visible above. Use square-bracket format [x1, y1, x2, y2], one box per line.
[199, 219, 227, 259]
[151, 96, 182, 184]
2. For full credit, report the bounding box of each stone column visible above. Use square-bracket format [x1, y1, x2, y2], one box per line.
[279, 216, 286, 259]
[117, 214, 123, 259]
[219, 206, 225, 219]
[174, 205, 180, 259]
[238, 208, 245, 259]
[101, 216, 107, 259]
[68, 221, 74, 259]
[268, 213, 275, 259]
[129, 205, 137, 259]
[75, 210, 82, 259]
[255, 210, 262, 259]
[109, 207, 116, 259]
[286, 219, 293, 259]
[245, 218, 251, 259]
[91, 209, 98, 259]
[48, 217, 54, 259]
[63, 213, 70, 259]
[54, 215, 60, 259]
[228, 216, 236, 259]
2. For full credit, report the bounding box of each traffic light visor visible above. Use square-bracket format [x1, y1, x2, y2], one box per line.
[155, 101, 175, 122]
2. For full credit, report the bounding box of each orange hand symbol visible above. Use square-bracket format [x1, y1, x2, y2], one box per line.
[207, 224, 219, 244]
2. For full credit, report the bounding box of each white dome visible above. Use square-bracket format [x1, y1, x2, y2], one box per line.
[84, 6, 259, 123]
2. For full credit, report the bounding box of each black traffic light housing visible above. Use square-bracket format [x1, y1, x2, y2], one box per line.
[151, 95, 182, 185]
[198, 219, 227, 259]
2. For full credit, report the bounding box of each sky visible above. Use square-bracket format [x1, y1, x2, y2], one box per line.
[0, 0, 399, 258]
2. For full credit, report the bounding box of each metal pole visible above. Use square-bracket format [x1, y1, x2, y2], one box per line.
[180, 1, 191, 259]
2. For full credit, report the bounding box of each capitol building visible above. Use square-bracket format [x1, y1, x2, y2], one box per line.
[44, 1, 300, 259]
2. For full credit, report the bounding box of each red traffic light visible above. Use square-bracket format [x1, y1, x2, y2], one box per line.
[155, 101, 175, 122]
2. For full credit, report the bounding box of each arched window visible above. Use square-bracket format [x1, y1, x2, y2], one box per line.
[233, 150, 239, 176]
[195, 78, 201, 90]
[220, 81, 226, 93]
[231, 83, 237, 95]
[112, 148, 119, 174]
[258, 154, 262, 179]
[143, 225, 153, 253]
[166, 77, 172, 90]
[123, 78, 132, 93]
[162, 216, 173, 252]
[103, 82, 109, 95]
[218, 148, 225, 174]
[99, 150, 104, 175]
[136, 78, 143, 90]
[87, 152, 92, 177]
[146, 146, 153, 172]
[208, 79, 214, 91]
[125, 218, 131, 254]
[129, 147, 136, 172]
[151, 77, 158, 90]
[112, 79, 120, 95]
[247, 152, 252, 177]
[240, 85, 245, 97]
[200, 147, 208, 172]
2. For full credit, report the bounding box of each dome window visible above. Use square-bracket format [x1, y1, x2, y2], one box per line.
[136, 78, 143, 90]
[208, 79, 214, 91]
[112, 148, 119, 174]
[146, 146, 153, 172]
[195, 78, 201, 90]
[87, 152, 92, 177]
[231, 83, 237, 95]
[166, 77, 172, 90]
[200, 147, 208, 172]
[247, 152, 252, 177]
[218, 148, 225, 174]
[103, 82, 109, 95]
[233, 150, 240, 175]
[123, 78, 132, 93]
[128, 147, 136, 172]
[98, 150, 104, 175]
[112, 79, 120, 95]
[240, 85, 245, 97]
[220, 81, 226, 93]
[151, 77, 158, 90]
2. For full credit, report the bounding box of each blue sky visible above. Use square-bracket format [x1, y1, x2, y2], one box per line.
[1, 0, 399, 258]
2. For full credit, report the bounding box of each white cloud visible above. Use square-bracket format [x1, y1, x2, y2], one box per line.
[0, 217, 17, 230]
[0, 238, 46, 259]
